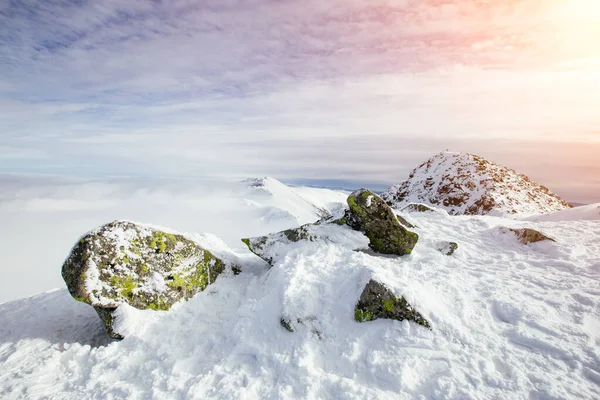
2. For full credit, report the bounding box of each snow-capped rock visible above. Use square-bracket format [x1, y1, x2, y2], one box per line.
[62, 221, 227, 338]
[346, 189, 419, 255]
[382, 152, 571, 217]
[505, 227, 555, 245]
[242, 189, 419, 263]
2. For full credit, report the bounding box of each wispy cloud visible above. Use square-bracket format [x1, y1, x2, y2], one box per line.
[1, 0, 599, 200]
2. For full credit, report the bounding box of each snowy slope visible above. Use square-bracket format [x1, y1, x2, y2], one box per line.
[1, 208, 599, 399]
[0, 177, 347, 303]
[527, 203, 600, 222]
[240, 177, 346, 223]
[383, 152, 571, 217]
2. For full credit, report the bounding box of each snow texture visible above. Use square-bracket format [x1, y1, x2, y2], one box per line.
[383, 152, 571, 217]
[1, 198, 599, 399]
[527, 203, 600, 222]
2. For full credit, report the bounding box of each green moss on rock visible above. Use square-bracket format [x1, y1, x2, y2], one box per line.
[61, 221, 227, 339]
[346, 189, 419, 256]
[355, 280, 430, 328]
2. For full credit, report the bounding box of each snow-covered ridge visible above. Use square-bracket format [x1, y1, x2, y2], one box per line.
[383, 152, 571, 217]
[1, 175, 600, 399]
[241, 176, 345, 223]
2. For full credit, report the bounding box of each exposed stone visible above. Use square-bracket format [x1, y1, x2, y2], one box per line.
[346, 189, 419, 256]
[354, 280, 430, 328]
[437, 241, 458, 256]
[401, 203, 435, 213]
[242, 189, 419, 264]
[62, 221, 226, 338]
[509, 228, 555, 245]
[383, 152, 571, 216]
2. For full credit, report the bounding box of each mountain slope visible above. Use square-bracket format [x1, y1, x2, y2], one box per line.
[240, 177, 345, 223]
[1, 209, 599, 399]
[0, 177, 348, 304]
[527, 202, 600, 222]
[382, 152, 571, 216]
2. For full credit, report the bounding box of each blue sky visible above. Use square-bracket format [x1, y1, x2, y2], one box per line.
[1, 0, 599, 201]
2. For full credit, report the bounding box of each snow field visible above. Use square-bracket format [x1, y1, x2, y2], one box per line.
[1, 202, 599, 399]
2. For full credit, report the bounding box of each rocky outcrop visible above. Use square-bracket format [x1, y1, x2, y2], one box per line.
[383, 152, 571, 216]
[62, 221, 226, 338]
[242, 189, 419, 264]
[509, 228, 555, 245]
[354, 280, 430, 328]
[346, 189, 419, 255]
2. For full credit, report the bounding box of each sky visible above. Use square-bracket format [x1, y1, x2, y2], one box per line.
[1, 0, 600, 202]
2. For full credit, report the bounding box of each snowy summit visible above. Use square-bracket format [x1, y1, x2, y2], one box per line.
[382, 152, 571, 217]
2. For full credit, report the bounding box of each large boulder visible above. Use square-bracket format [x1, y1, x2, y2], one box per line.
[354, 280, 430, 328]
[62, 221, 226, 338]
[346, 189, 418, 256]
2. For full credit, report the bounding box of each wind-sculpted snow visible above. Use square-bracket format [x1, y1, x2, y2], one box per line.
[527, 203, 600, 222]
[1, 208, 599, 399]
[383, 152, 571, 217]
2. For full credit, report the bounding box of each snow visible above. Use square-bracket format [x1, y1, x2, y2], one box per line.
[1, 191, 599, 399]
[0, 177, 347, 303]
[526, 203, 600, 222]
[383, 152, 570, 217]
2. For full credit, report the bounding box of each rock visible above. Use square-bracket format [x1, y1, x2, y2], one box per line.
[280, 317, 295, 332]
[242, 221, 369, 266]
[437, 241, 458, 256]
[242, 190, 419, 264]
[62, 221, 226, 338]
[395, 214, 416, 228]
[346, 189, 418, 256]
[401, 203, 435, 213]
[383, 152, 571, 216]
[509, 228, 555, 245]
[354, 280, 430, 328]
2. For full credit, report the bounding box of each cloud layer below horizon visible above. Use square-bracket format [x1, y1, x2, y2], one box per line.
[1, 0, 599, 202]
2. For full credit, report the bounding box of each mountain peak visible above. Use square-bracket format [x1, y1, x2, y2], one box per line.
[382, 152, 570, 216]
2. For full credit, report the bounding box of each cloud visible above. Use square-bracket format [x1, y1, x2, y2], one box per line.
[0, 0, 598, 201]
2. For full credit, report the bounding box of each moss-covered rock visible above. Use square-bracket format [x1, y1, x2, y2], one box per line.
[355, 280, 430, 328]
[346, 189, 419, 256]
[241, 189, 419, 264]
[509, 228, 555, 245]
[62, 221, 226, 338]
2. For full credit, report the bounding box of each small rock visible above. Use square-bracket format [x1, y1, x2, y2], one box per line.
[437, 241, 458, 256]
[509, 228, 555, 245]
[354, 280, 430, 328]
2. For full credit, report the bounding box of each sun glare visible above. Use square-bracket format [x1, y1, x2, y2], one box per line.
[556, 0, 600, 20]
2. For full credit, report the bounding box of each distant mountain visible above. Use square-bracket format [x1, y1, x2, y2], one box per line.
[382, 152, 571, 216]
